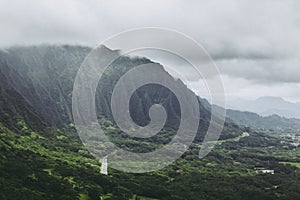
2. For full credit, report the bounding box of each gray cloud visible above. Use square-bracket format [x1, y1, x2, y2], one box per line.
[1, 0, 300, 100]
[216, 58, 300, 84]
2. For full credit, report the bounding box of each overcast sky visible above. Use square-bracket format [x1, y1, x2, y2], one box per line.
[1, 0, 300, 102]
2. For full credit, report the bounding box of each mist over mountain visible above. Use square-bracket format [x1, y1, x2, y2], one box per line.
[0, 45, 241, 142]
[0, 69, 50, 134]
[0, 44, 299, 199]
[1, 0, 300, 198]
[0, 45, 91, 126]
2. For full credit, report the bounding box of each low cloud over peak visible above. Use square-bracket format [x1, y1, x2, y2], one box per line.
[1, 0, 300, 100]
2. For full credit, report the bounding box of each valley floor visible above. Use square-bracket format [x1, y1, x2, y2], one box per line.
[1, 123, 299, 200]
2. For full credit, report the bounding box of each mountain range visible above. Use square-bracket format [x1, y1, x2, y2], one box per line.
[199, 97, 300, 134]
[0, 45, 242, 141]
[227, 109, 300, 134]
[0, 44, 244, 199]
[0, 45, 299, 199]
[227, 96, 300, 119]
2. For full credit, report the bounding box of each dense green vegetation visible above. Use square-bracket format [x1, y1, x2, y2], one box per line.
[0, 45, 299, 199]
[1, 117, 299, 199]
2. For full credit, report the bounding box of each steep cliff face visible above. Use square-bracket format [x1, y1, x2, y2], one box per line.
[0, 45, 241, 140]
[0, 45, 91, 126]
[0, 69, 49, 133]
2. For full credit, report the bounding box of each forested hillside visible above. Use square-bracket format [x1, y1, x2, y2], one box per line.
[0, 45, 299, 200]
[227, 109, 300, 134]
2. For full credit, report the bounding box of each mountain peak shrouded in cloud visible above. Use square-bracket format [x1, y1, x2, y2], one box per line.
[1, 0, 300, 101]
[1, 2, 300, 198]
[0, 44, 242, 144]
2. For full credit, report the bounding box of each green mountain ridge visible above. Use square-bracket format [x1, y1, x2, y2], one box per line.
[0, 45, 241, 142]
[0, 45, 299, 200]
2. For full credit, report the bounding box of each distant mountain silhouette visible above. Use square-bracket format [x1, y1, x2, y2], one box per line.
[199, 97, 300, 133]
[227, 96, 300, 119]
[227, 109, 300, 133]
